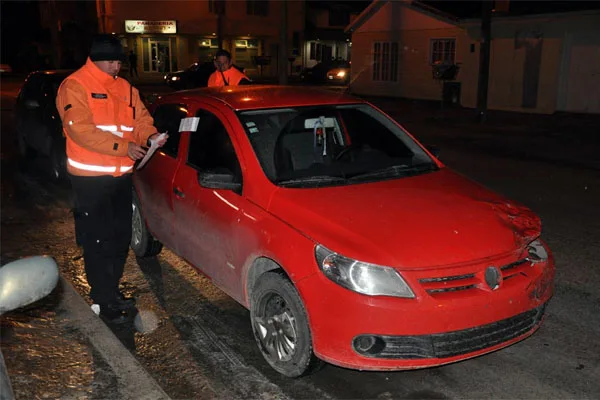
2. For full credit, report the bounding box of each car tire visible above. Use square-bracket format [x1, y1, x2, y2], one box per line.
[131, 191, 163, 257]
[250, 271, 323, 378]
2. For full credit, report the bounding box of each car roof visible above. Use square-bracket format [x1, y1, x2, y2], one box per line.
[164, 85, 366, 111]
[30, 69, 75, 77]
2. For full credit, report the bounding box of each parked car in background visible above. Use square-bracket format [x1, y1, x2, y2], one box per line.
[164, 62, 216, 90]
[131, 85, 554, 378]
[15, 70, 74, 181]
[0, 63, 13, 73]
[164, 62, 247, 90]
[300, 60, 350, 84]
[326, 61, 351, 84]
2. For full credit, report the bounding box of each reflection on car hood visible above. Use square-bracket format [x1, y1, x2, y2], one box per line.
[268, 169, 540, 269]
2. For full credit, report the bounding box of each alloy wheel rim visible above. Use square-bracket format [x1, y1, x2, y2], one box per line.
[131, 203, 142, 246]
[254, 293, 297, 362]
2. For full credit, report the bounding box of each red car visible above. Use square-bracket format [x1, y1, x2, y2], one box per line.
[131, 85, 554, 377]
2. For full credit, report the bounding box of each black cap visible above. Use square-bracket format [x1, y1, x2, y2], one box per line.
[89, 34, 126, 62]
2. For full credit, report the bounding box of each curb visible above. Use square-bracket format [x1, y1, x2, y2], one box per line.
[59, 277, 171, 400]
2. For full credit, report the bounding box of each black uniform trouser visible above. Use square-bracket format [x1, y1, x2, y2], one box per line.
[70, 173, 132, 305]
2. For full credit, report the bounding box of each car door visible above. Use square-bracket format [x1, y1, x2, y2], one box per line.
[133, 103, 188, 250]
[172, 106, 245, 297]
[38, 77, 64, 156]
[17, 74, 45, 151]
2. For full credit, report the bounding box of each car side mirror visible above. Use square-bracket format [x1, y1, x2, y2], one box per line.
[425, 145, 441, 158]
[24, 99, 40, 109]
[198, 170, 242, 192]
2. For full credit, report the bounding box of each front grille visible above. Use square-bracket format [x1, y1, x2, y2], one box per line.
[357, 303, 546, 359]
[501, 258, 531, 280]
[419, 258, 531, 294]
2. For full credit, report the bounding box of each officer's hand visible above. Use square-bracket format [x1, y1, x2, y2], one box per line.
[149, 132, 169, 147]
[127, 142, 147, 160]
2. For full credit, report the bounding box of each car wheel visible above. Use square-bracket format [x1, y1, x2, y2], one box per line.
[250, 271, 323, 377]
[49, 140, 67, 182]
[131, 191, 163, 257]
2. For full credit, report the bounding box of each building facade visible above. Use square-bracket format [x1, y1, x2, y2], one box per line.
[303, 3, 360, 69]
[95, 0, 305, 79]
[347, 0, 600, 114]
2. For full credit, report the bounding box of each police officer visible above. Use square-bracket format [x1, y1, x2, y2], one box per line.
[208, 49, 252, 87]
[56, 34, 167, 323]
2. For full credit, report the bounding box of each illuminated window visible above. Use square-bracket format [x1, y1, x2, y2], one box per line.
[430, 38, 456, 64]
[372, 42, 398, 82]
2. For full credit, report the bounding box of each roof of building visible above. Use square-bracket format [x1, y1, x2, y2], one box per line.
[345, 0, 459, 33]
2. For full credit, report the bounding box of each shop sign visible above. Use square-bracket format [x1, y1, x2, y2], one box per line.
[125, 20, 177, 34]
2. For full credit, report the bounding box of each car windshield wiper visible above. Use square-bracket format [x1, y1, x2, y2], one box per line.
[349, 163, 437, 181]
[277, 175, 348, 188]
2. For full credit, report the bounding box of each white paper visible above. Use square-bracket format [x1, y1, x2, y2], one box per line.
[179, 117, 200, 132]
[137, 133, 167, 170]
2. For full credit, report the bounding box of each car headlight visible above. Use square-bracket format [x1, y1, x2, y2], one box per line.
[315, 245, 415, 298]
[336, 71, 346, 77]
[526, 238, 548, 263]
[163, 75, 168, 80]
[171, 76, 180, 81]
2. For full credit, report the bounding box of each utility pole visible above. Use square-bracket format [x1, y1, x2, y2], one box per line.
[278, 0, 288, 85]
[476, 0, 493, 123]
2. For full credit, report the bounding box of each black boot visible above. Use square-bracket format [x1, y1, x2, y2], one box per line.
[114, 292, 136, 311]
[98, 303, 131, 324]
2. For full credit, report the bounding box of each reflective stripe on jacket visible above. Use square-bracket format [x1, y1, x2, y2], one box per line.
[208, 67, 250, 87]
[56, 58, 157, 177]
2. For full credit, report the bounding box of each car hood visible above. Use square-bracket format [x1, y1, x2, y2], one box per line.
[267, 169, 541, 269]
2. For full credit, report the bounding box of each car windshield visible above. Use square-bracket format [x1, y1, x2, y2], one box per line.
[237, 104, 437, 188]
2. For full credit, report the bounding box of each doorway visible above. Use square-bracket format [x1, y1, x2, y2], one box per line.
[148, 39, 172, 73]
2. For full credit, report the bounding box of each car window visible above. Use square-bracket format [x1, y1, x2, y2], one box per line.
[19, 74, 43, 101]
[237, 104, 436, 187]
[152, 103, 187, 158]
[187, 109, 242, 183]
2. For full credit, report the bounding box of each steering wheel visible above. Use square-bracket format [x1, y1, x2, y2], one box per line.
[335, 145, 361, 161]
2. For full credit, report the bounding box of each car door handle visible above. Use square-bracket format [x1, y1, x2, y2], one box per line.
[173, 187, 185, 198]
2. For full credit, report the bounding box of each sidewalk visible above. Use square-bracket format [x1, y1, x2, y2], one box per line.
[0, 276, 169, 400]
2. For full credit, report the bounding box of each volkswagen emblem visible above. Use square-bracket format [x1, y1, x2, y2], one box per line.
[484, 266, 502, 290]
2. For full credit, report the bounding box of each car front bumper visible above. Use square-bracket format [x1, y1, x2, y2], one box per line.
[297, 252, 554, 370]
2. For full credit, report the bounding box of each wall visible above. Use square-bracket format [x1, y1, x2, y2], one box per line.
[102, 0, 304, 77]
[351, 1, 600, 114]
[350, 1, 465, 101]
[461, 11, 600, 114]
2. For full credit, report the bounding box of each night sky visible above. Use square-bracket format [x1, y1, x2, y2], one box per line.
[422, 0, 600, 18]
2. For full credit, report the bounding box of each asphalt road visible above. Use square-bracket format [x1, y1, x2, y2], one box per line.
[1, 75, 599, 399]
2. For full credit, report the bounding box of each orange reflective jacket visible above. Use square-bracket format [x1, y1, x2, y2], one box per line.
[56, 58, 157, 177]
[208, 67, 250, 87]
